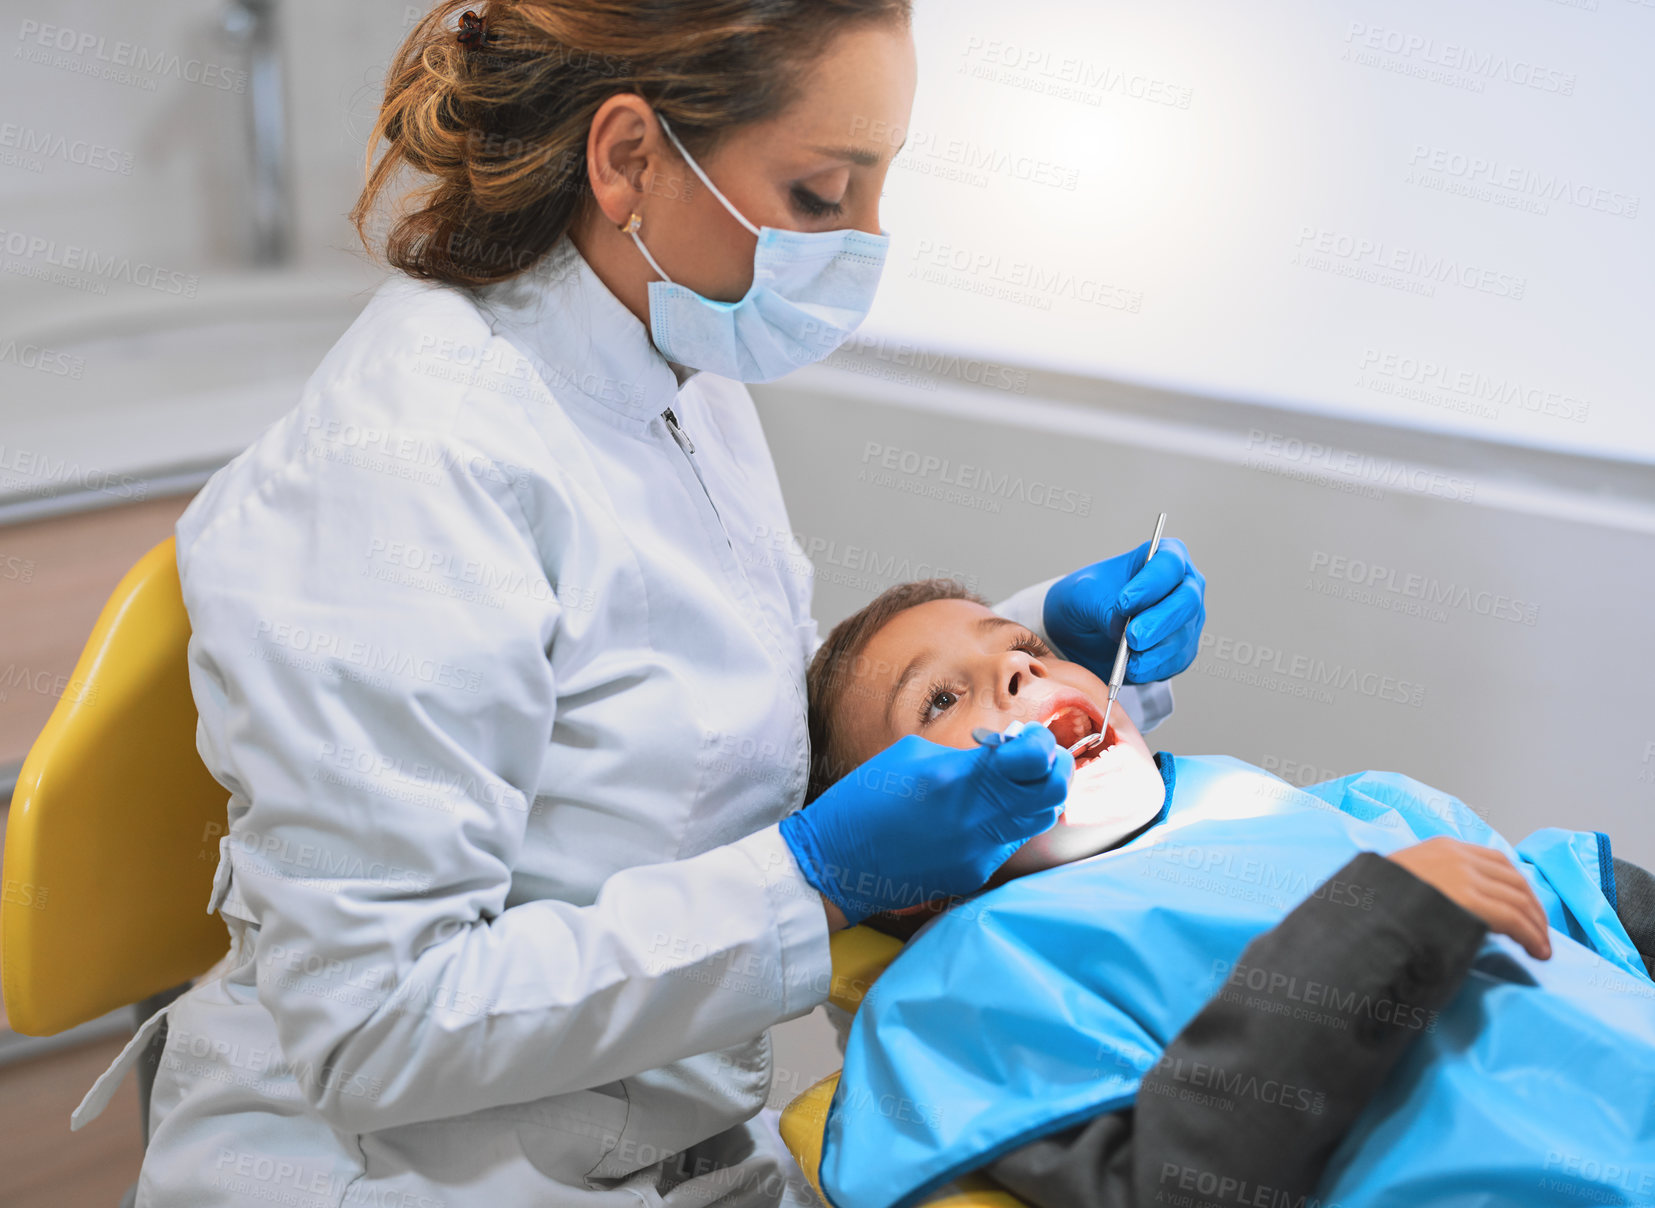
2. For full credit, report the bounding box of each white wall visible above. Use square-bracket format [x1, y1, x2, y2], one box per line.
[869, 0, 1654, 463]
[0, 0, 417, 505]
[4, 0, 1647, 476]
[0, 0, 418, 277]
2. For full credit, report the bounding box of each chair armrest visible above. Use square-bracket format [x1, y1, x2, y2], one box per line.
[778, 1073, 840, 1201]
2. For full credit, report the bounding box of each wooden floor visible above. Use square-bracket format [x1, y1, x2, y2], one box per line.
[0, 1035, 143, 1207]
[1, 493, 196, 1206]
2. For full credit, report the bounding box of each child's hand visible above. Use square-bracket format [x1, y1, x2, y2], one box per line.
[1387, 837, 1552, 960]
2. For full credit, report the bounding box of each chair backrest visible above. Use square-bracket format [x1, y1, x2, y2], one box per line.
[2, 537, 230, 1036]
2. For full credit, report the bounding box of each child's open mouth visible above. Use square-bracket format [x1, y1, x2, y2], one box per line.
[1040, 698, 1134, 825]
[1041, 701, 1116, 766]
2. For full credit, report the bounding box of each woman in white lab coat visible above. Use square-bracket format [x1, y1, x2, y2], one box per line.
[75, 2, 1206, 1204]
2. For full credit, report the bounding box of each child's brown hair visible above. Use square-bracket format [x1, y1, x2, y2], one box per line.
[804, 578, 989, 803]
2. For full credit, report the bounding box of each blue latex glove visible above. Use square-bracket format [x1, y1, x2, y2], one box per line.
[1043, 537, 1207, 685]
[780, 725, 1073, 925]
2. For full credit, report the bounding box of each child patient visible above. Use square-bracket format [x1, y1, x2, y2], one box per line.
[802, 578, 1655, 1208]
[804, 580, 1174, 930]
[807, 578, 1613, 945]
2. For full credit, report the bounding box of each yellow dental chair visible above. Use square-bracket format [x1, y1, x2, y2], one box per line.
[1, 537, 230, 1151]
[1, 535, 1027, 1207]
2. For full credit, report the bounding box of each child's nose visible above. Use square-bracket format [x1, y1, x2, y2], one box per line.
[1001, 652, 1048, 705]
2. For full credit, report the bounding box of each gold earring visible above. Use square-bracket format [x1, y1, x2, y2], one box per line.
[618, 212, 642, 235]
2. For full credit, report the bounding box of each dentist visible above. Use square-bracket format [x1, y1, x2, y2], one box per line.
[80, 2, 1206, 1204]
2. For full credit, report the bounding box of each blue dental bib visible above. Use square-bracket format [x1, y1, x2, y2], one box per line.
[821, 756, 1655, 1208]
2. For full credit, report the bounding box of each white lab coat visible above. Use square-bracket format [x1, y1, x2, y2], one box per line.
[74, 235, 1169, 1207]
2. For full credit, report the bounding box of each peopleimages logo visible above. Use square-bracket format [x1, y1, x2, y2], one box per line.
[749, 523, 981, 592]
[1244, 430, 1476, 503]
[15, 20, 248, 92]
[911, 239, 1144, 313]
[1342, 22, 1577, 95]
[832, 331, 1029, 394]
[1197, 631, 1427, 707]
[1406, 145, 1637, 219]
[0, 123, 134, 174]
[0, 442, 149, 500]
[1308, 551, 1540, 627]
[959, 37, 1195, 109]
[0, 339, 85, 378]
[859, 441, 1093, 516]
[0, 228, 197, 296]
[849, 116, 1081, 193]
[1293, 226, 1526, 301]
[1356, 349, 1590, 426]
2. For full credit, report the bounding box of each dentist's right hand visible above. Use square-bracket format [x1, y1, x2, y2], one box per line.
[779, 724, 1073, 928]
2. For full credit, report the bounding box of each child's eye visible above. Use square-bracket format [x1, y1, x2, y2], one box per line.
[919, 683, 961, 726]
[1012, 633, 1053, 659]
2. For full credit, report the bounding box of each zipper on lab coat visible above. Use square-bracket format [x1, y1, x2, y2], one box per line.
[662, 402, 784, 638]
[663, 407, 695, 455]
[660, 406, 730, 546]
[659, 403, 811, 793]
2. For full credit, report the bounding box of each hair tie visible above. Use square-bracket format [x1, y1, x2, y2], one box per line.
[456, 10, 486, 49]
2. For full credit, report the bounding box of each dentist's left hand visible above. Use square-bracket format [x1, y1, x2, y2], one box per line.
[780, 725, 1073, 927]
[1044, 538, 1207, 684]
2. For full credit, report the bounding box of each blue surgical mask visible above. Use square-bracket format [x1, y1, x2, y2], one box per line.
[624, 112, 891, 383]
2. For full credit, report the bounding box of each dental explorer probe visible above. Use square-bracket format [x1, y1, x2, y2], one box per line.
[1068, 511, 1168, 760]
[971, 513, 1167, 761]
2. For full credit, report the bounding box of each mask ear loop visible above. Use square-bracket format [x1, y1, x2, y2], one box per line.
[655, 112, 762, 238]
[619, 212, 676, 285]
[621, 111, 762, 287]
